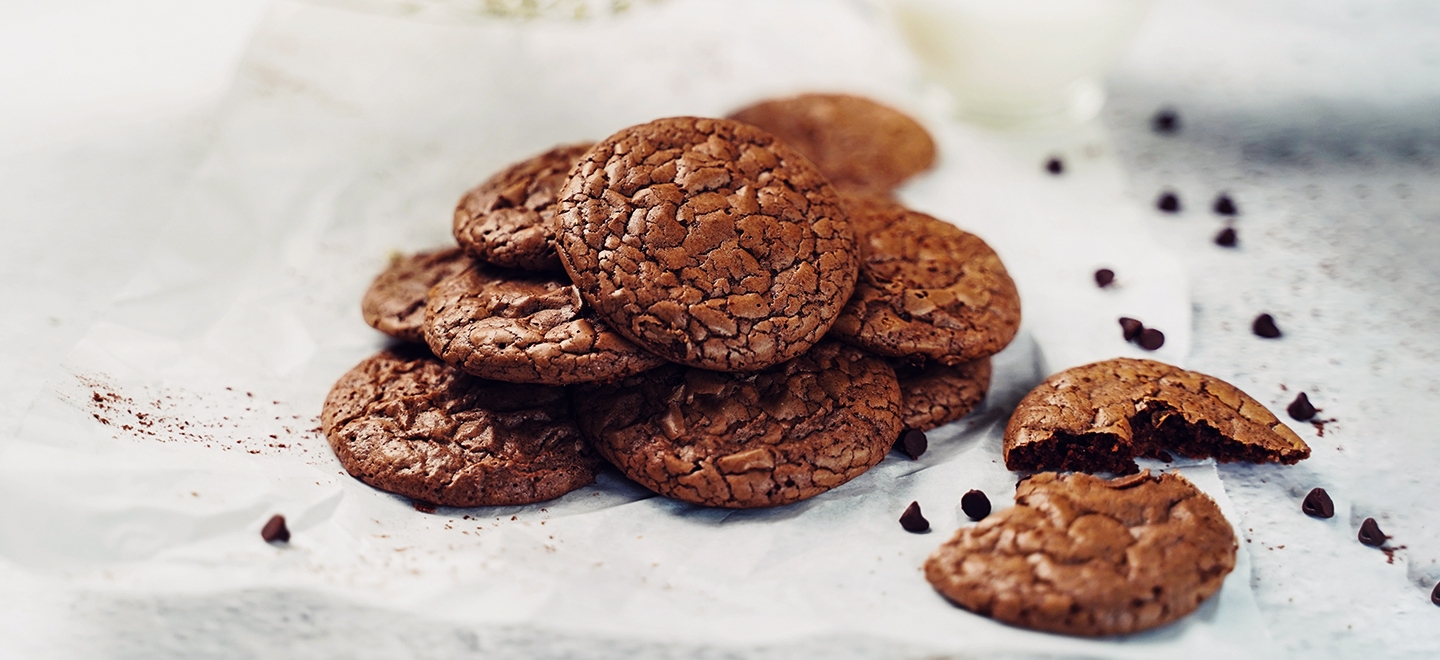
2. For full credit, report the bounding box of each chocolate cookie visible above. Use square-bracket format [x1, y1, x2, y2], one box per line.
[829, 200, 1020, 365]
[423, 263, 666, 385]
[893, 357, 992, 431]
[727, 93, 936, 195]
[360, 247, 471, 343]
[573, 342, 901, 508]
[1004, 358, 1310, 474]
[925, 471, 1237, 636]
[320, 346, 601, 507]
[453, 143, 592, 271]
[557, 117, 858, 372]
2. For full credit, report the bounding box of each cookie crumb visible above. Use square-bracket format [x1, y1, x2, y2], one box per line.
[1287, 393, 1317, 421]
[960, 490, 990, 521]
[895, 428, 928, 460]
[1301, 487, 1334, 518]
[1357, 518, 1387, 547]
[1215, 227, 1238, 247]
[1156, 191, 1181, 212]
[1151, 109, 1180, 134]
[1044, 157, 1064, 175]
[1213, 194, 1238, 216]
[413, 501, 438, 514]
[1253, 313, 1282, 339]
[1094, 268, 1115, 288]
[900, 501, 929, 533]
[261, 515, 290, 543]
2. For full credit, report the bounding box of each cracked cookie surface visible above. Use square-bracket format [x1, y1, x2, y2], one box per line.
[1004, 357, 1310, 474]
[829, 199, 1020, 364]
[423, 263, 666, 385]
[321, 346, 601, 507]
[572, 342, 901, 508]
[893, 357, 992, 431]
[557, 117, 858, 372]
[924, 471, 1237, 637]
[728, 93, 936, 195]
[454, 143, 592, 271]
[360, 247, 471, 343]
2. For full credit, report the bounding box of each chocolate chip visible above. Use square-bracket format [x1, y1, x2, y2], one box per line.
[1138, 328, 1165, 351]
[1094, 268, 1115, 288]
[1045, 157, 1064, 175]
[1288, 392, 1317, 421]
[1215, 227, 1238, 247]
[895, 428, 927, 460]
[1156, 191, 1181, 212]
[960, 490, 991, 521]
[1432, 582, 1440, 607]
[1213, 194, 1238, 216]
[1358, 518, 1387, 547]
[1151, 109, 1180, 134]
[1253, 313, 1282, 338]
[1301, 487, 1334, 518]
[1119, 317, 1144, 341]
[260, 515, 290, 543]
[900, 501, 930, 533]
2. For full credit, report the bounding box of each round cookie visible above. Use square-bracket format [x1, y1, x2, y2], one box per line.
[423, 263, 666, 385]
[360, 247, 471, 343]
[573, 342, 901, 508]
[893, 357, 992, 431]
[727, 93, 937, 195]
[1004, 357, 1311, 474]
[454, 143, 592, 271]
[829, 200, 1020, 365]
[321, 346, 601, 507]
[924, 471, 1237, 636]
[557, 117, 858, 373]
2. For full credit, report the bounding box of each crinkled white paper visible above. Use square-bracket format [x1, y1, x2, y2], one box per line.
[0, 1, 1278, 657]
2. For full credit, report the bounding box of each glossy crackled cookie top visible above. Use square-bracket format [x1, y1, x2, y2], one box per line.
[557, 117, 858, 372]
[453, 143, 592, 271]
[360, 247, 471, 343]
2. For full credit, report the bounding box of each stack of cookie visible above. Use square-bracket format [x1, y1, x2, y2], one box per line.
[322, 94, 1022, 509]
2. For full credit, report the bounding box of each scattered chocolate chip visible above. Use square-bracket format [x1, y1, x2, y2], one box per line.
[895, 428, 928, 460]
[1045, 157, 1064, 175]
[260, 515, 290, 543]
[1119, 317, 1144, 341]
[1288, 392, 1317, 421]
[1214, 227, 1238, 247]
[1156, 191, 1181, 212]
[1432, 582, 1440, 607]
[1213, 194, 1238, 216]
[1358, 518, 1387, 547]
[900, 501, 929, 533]
[1301, 487, 1334, 519]
[1138, 328, 1165, 351]
[960, 490, 991, 521]
[413, 500, 438, 514]
[1094, 268, 1115, 288]
[1151, 109, 1180, 134]
[1253, 313, 1282, 338]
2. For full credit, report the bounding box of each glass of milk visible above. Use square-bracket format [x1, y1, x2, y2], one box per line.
[888, 0, 1155, 128]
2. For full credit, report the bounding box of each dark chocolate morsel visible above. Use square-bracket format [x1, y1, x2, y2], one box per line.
[1431, 582, 1440, 607]
[261, 515, 290, 543]
[1301, 487, 1334, 519]
[1119, 317, 1144, 341]
[1094, 268, 1115, 288]
[1151, 109, 1180, 134]
[895, 428, 928, 460]
[1213, 194, 1238, 216]
[1288, 392, 1317, 421]
[960, 489, 991, 521]
[1138, 328, 1165, 351]
[1215, 227, 1238, 247]
[900, 501, 930, 533]
[1045, 157, 1064, 175]
[1253, 313, 1282, 339]
[1156, 191, 1180, 213]
[1358, 518, 1387, 547]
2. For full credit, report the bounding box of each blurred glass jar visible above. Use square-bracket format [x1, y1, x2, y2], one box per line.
[888, 0, 1154, 128]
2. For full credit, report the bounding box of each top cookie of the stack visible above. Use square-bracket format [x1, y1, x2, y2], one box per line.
[556, 117, 858, 373]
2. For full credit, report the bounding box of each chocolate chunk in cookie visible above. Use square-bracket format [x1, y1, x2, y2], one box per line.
[892, 357, 991, 431]
[829, 198, 1020, 365]
[321, 347, 601, 507]
[1004, 358, 1310, 474]
[361, 247, 471, 343]
[454, 143, 592, 271]
[558, 117, 858, 372]
[926, 471, 1236, 636]
[423, 263, 666, 385]
[727, 93, 936, 195]
[572, 342, 901, 508]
